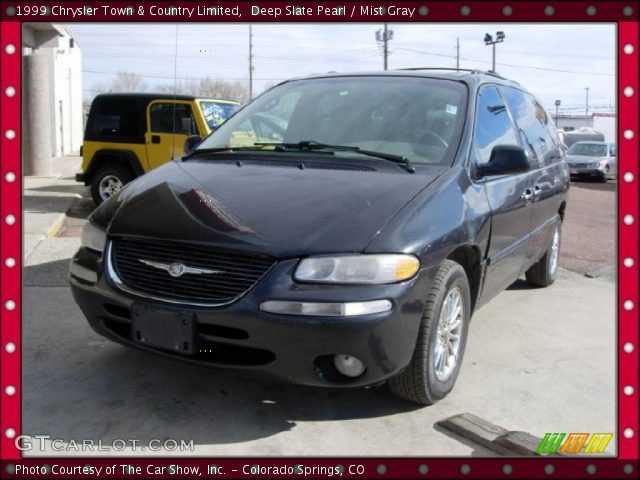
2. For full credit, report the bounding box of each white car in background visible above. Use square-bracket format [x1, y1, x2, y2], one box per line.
[565, 141, 616, 182]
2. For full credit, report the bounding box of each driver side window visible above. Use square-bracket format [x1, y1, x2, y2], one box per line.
[474, 85, 519, 165]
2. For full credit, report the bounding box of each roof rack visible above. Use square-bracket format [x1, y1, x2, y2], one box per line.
[397, 67, 517, 83]
[397, 67, 480, 73]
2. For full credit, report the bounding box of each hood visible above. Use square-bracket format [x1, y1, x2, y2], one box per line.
[566, 154, 605, 164]
[107, 159, 440, 257]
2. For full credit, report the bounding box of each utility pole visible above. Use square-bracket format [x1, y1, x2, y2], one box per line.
[375, 24, 394, 70]
[584, 86, 590, 116]
[456, 37, 460, 71]
[248, 25, 254, 101]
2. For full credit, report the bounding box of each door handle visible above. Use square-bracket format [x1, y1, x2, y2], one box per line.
[521, 188, 533, 201]
[151, 135, 161, 144]
[533, 185, 542, 197]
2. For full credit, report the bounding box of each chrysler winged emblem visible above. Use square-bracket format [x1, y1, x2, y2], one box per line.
[139, 259, 225, 278]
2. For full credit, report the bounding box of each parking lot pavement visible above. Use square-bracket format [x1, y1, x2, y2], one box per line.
[561, 179, 616, 275]
[23, 254, 615, 456]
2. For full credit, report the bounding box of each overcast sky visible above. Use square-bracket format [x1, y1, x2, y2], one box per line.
[67, 23, 616, 112]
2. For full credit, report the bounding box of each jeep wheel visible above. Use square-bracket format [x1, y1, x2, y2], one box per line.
[90, 165, 133, 205]
[525, 219, 561, 287]
[388, 259, 471, 405]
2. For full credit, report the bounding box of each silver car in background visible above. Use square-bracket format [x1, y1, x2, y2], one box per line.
[565, 141, 616, 182]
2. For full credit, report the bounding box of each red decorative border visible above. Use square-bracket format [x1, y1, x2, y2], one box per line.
[1, 2, 638, 478]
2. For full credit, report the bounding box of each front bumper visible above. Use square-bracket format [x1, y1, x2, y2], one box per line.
[69, 246, 436, 387]
[568, 166, 606, 176]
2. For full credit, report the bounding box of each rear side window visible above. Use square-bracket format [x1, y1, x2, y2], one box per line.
[474, 85, 519, 165]
[87, 98, 141, 139]
[502, 87, 558, 167]
[149, 103, 197, 135]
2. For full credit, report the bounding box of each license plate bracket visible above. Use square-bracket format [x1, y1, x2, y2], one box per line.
[131, 303, 198, 355]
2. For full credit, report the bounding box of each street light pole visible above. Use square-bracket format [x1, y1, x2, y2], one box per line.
[555, 99, 561, 127]
[584, 87, 590, 116]
[484, 31, 505, 72]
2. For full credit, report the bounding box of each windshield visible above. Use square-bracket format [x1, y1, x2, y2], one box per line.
[199, 101, 239, 129]
[196, 76, 468, 166]
[567, 143, 608, 157]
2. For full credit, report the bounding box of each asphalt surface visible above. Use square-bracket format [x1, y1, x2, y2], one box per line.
[560, 178, 616, 275]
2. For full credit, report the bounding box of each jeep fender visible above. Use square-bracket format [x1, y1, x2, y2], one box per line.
[83, 150, 145, 185]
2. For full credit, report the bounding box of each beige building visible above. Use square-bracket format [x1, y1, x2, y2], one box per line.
[22, 24, 83, 175]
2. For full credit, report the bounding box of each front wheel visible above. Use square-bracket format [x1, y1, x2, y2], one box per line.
[525, 220, 561, 287]
[388, 260, 471, 405]
[90, 164, 134, 205]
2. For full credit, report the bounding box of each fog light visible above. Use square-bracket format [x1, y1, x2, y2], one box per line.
[333, 354, 366, 378]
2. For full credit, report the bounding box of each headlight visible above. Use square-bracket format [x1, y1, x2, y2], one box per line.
[294, 254, 420, 284]
[81, 221, 106, 253]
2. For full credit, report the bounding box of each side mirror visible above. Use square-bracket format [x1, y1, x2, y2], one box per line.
[477, 145, 531, 177]
[184, 135, 202, 155]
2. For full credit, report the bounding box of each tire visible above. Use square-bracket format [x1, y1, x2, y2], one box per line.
[525, 219, 561, 287]
[600, 165, 609, 183]
[388, 259, 471, 405]
[90, 164, 134, 206]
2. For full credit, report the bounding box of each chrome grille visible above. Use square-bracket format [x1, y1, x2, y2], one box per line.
[110, 238, 275, 304]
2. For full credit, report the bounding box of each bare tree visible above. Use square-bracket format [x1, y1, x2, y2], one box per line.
[110, 71, 149, 93]
[157, 77, 249, 104]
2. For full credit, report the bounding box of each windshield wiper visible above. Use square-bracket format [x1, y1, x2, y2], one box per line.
[254, 141, 416, 173]
[184, 146, 274, 159]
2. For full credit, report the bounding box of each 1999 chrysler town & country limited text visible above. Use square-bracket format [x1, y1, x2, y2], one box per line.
[70, 69, 569, 405]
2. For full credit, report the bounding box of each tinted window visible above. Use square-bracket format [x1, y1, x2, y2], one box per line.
[567, 143, 608, 157]
[198, 77, 468, 166]
[149, 103, 197, 135]
[199, 101, 239, 129]
[502, 87, 557, 167]
[474, 85, 519, 165]
[88, 99, 140, 138]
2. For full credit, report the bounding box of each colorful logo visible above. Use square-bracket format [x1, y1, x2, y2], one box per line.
[537, 433, 613, 454]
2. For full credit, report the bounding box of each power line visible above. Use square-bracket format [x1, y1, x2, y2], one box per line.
[395, 47, 614, 77]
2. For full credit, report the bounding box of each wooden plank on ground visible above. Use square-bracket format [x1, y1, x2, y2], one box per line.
[437, 413, 545, 456]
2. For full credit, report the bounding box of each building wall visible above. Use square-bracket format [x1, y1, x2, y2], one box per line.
[593, 115, 616, 144]
[22, 24, 82, 175]
[554, 115, 593, 131]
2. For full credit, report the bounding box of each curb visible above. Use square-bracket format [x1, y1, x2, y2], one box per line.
[45, 213, 66, 238]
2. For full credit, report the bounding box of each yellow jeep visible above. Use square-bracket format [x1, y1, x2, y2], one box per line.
[76, 93, 240, 205]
